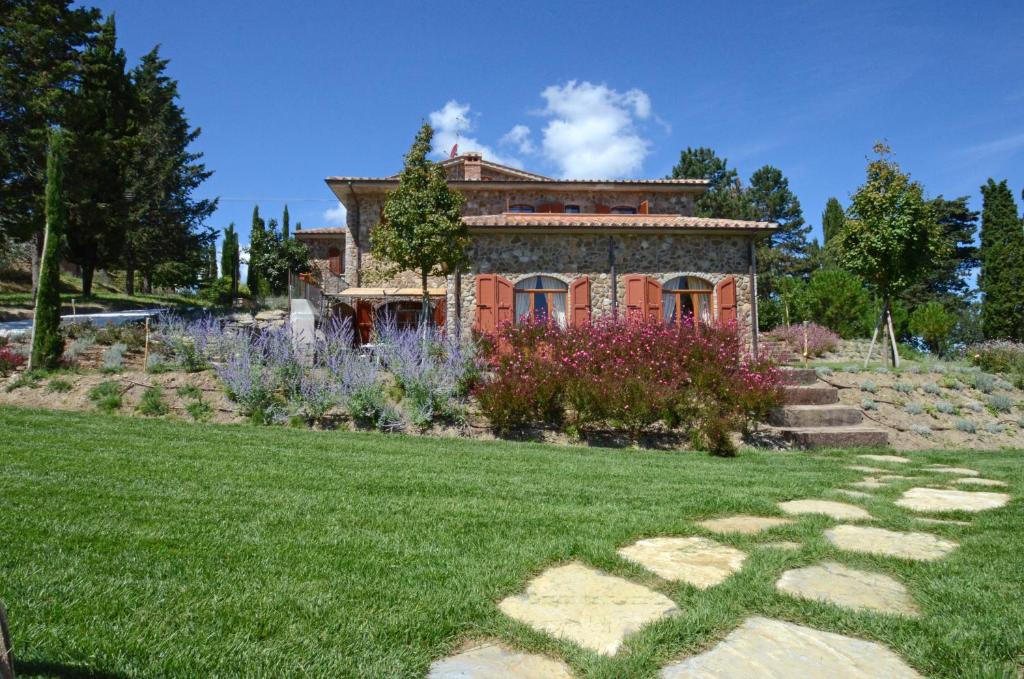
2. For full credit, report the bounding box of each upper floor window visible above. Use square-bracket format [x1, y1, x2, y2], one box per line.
[662, 276, 712, 325]
[611, 206, 637, 214]
[509, 204, 535, 213]
[514, 275, 568, 328]
[564, 205, 581, 213]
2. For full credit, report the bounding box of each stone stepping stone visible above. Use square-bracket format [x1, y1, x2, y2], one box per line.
[850, 479, 885, 490]
[759, 541, 802, 551]
[878, 474, 914, 481]
[825, 524, 957, 561]
[775, 561, 919, 617]
[428, 642, 573, 678]
[955, 477, 1007, 487]
[846, 465, 886, 473]
[834, 489, 872, 499]
[659, 616, 922, 678]
[895, 487, 1010, 513]
[618, 537, 746, 589]
[498, 562, 677, 656]
[924, 465, 978, 476]
[778, 499, 873, 521]
[697, 515, 795, 535]
[858, 454, 911, 464]
[917, 517, 970, 527]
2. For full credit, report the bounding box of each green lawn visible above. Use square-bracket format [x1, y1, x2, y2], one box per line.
[1, 406, 1021, 678]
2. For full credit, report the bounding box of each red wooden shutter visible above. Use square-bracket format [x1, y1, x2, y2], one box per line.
[638, 200, 649, 215]
[624, 274, 646, 320]
[716, 276, 737, 325]
[355, 301, 373, 344]
[595, 204, 611, 214]
[537, 202, 564, 213]
[645, 276, 663, 321]
[475, 274, 496, 333]
[327, 247, 343, 275]
[570, 276, 591, 326]
[432, 297, 447, 331]
[495, 275, 514, 327]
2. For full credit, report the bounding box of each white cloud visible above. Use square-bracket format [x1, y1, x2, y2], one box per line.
[428, 100, 521, 166]
[324, 201, 347, 225]
[538, 81, 652, 178]
[500, 124, 535, 154]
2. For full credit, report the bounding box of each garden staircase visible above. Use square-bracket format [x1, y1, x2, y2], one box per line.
[766, 368, 889, 449]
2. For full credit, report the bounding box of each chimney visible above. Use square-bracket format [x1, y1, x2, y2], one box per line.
[463, 151, 482, 180]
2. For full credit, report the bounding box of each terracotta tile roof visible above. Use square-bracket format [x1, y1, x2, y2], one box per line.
[462, 213, 777, 231]
[294, 227, 345, 236]
[438, 155, 553, 181]
[325, 176, 709, 186]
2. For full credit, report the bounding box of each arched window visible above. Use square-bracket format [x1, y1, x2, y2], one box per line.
[509, 204, 535, 213]
[327, 246, 343, 275]
[662, 276, 713, 325]
[378, 300, 424, 331]
[514, 275, 568, 327]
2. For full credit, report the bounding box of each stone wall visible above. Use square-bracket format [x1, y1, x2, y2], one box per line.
[300, 234, 349, 294]
[453, 232, 757, 350]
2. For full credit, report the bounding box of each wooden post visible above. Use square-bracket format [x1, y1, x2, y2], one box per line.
[0, 600, 14, 679]
[886, 305, 900, 369]
[802, 320, 809, 367]
[864, 301, 887, 368]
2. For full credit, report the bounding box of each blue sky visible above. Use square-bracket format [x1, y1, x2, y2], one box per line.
[87, 0, 1024, 261]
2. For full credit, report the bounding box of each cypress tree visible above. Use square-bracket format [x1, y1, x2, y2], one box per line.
[30, 129, 68, 370]
[247, 205, 264, 291]
[221, 223, 239, 296]
[282, 204, 290, 239]
[978, 179, 1024, 340]
[822, 197, 845, 248]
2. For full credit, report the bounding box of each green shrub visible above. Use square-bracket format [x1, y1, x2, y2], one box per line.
[186, 399, 213, 422]
[940, 376, 960, 391]
[62, 335, 96, 366]
[974, 373, 995, 394]
[136, 386, 169, 416]
[922, 383, 940, 395]
[95, 323, 145, 350]
[985, 422, 1005, 434]
[347, 386, 390, 429]
[5, 371, 42, 392]
[904, 402, 924, 415]
[967, 340, 1024, 376]
[893, 382, 913, 393]
[910, 424, 932, 436]
[46, 378, 73, 393]
[936, 401, 955, 414]
[815, 366, 834, 377]
[989, 394, 1013, 413]
[843, 364, 862, 373]
[954, 418, 976, 433]
[88, 380, 123, 412]
[861, 398, 877, 410]
[101, 343, 128, 373]
[909, 301, 956, 354]
[860, 380, 877, 393]
[176, 384, 203, 400]
[145, 353, 172, 374]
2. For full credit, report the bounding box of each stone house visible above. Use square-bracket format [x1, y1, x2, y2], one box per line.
[295, 152, 776, 353]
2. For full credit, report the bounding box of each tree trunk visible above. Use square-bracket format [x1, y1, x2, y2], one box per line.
[31, 228, 44, 298]
[143, 273, 152, 294]
[421, 268, 430, 332]
[885, 299, 900, 368]
[124, 265, 135, 296]
[81, 264, 94, 298]
[864, 298, 888, 368]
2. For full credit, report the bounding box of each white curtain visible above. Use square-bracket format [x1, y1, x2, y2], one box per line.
[514, 276, 568, 327]
[515, 291, 530, 322]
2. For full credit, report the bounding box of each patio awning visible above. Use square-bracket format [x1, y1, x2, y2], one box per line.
[331, 287, 446, 298]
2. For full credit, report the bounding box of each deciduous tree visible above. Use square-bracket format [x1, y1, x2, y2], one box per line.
[373, 123, 468, 325]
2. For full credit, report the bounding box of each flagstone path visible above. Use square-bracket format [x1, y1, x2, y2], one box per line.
[497, 563, 677, 656]
[431, 453, 1013, 676]
[427, 643, 573, 678]
[895, 487, 1010, 513]
[778, 499, 873, 520]
[697, 515, 794, 534]
[826, 524, 958, 561]
[775, 562, 919, 617]
[659, 617, 922, 678]
[618, 537, 747, 589]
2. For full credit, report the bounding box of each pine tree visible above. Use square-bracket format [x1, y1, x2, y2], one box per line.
[978, 179, 1024, 340]
[282, 204, 290, 240]
[0, 1, 100, 290]
[122, 46, 216, 294]
[30, 129, 68, 370]
[669, 147, 754, 220]
[373, 123, 468, 325]
[748, 165, 809, 297]
[821, 197, 845, 249]
[65, 15, 132, 296]
[900, 196, 978, 309]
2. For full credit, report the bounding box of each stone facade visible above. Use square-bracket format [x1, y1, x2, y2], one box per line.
[299, 232, 350, 294]
[451, 232, 755, 347]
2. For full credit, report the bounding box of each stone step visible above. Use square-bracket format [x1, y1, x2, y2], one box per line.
[768, 405, 864, 428]
[780, 368, 817, 386]
[778, 426, 889, 449]
[782, 385, 839, 405]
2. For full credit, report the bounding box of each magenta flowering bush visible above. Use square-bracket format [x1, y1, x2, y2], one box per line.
[765, 322, 840, 358]
[473, 316, 782, 455]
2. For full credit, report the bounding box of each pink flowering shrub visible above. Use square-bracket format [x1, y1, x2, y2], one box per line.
[474, 317, 782, 455]
[0, 345, 27, 376]
[765, 322, 840, 358]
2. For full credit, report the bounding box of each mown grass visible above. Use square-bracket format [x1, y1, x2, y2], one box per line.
[0, 406, 1021, 678]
